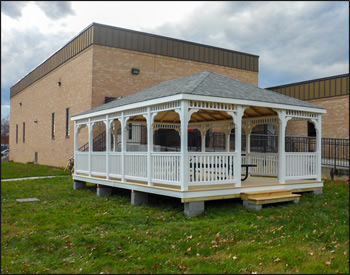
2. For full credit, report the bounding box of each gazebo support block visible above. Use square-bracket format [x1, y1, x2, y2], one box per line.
[131, 190, 148, 205]
[97, 184, 112, 197]
[243, 200, 262, 210]
[184, 201, 205, 218]
[73, 180, 86, 190]
[313, 189, 323, 195]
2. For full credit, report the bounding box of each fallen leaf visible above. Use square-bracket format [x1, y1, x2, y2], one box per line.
[178, 263, 186, 270]
[252, 272, 258, 274]
[187, 247, 192, 252]
[309, 252, 314, 256]
[62, 235, 70, 240]
[232, 256, 237, 260]
[313, 230, 317, 234]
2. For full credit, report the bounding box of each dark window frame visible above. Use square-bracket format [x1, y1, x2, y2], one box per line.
[16, 124, 18, 144]
[307, 121, 316, 137]
[52, 112, 55, 139]
[23, 122, 25, 143]
[66, 107, 70, 138]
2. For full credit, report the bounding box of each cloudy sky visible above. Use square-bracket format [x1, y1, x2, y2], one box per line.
[1, 1, 349, 118]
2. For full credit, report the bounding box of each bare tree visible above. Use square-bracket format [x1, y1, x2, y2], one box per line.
[1, 116, 10, 145]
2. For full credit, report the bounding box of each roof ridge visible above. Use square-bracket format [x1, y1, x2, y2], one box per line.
[185, 71, 212, 94]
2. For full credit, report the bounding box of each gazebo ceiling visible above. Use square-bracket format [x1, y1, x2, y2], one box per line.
[129, 106, 277, 124]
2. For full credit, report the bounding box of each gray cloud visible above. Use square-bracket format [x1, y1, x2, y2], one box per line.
[145, 1, 349, 87]
[1, 1, 29, 19]
[35, 1, 75, 20]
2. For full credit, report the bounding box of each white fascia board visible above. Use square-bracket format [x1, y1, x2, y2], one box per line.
[72, 93, 326, 122]
[71, 94, 183, 121]
[181, 94, 327, 114]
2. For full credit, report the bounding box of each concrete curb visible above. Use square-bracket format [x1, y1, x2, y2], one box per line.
[1, 175, 71, 182]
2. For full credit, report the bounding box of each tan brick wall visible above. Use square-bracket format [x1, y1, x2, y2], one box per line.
[91, 45, 258, 108]
[10, 44, 258, 167]
[309, 95, 349, 139]
[285, 95, 349, 139]
[9, 47, 94, 167]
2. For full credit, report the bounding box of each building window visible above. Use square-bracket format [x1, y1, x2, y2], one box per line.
[16, 124, 18, 144]
[23, 122, 25, 143]
[307, 121, 316, 137]
[66, 108, 70, 138]
[52, 112, 55, 139]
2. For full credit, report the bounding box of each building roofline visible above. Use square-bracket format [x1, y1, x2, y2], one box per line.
[265, 73, 349, 90]
[10, 22, 259, 98]
[91, 22, 259, 58]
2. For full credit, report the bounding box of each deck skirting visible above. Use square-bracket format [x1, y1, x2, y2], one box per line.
[73, 174, 323, 202]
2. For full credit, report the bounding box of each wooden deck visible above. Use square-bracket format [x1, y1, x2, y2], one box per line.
[74, 172, 323, 202]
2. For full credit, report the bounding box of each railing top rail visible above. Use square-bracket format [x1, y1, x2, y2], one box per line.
[151, 152, 181, 156]
[124, 152, 148, 155]
[188, 152, 238, 156]
[286, 152, 318, 155]
[76, 151, 89, 155]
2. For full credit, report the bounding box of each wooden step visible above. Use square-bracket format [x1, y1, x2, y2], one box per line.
[241, 189, 292, 200]
[247, 194, 301, 205]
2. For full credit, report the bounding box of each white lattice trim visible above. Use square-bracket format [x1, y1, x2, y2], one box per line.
[189, 100, 235, 111]
[124, 107, 147, 117]
[151, 101, 181, 112]
[286, 110, 318, 119]
[153, 123, 181, 131]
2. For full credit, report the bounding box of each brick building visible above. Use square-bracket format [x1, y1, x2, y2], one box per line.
[267, 74, 349, 139]
[9, 23, 259, 167]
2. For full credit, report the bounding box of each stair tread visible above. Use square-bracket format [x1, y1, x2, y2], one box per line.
[249, 194, 301, 201]
[241, 189, 292, 195]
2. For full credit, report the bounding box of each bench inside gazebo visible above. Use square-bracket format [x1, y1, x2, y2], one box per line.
[71, 71, 326, 217]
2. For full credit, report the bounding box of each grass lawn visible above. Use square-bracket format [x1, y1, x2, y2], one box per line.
[1, 162, 71, 179]
[1, 177, 348, 274]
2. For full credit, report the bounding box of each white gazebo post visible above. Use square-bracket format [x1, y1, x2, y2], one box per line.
[88, 119, 93, 177]
[225, 125, 232, 152]
[121, 113, 129, 182]
[200, 126, 207, 152]
[277, 110, 287, 184]
[243, 125, 252, 166]
[315, 115, 322, 181]
[74, 122, 78, 176]
[105, 115, 110, 180]
[178, 101, 189, 191]
[231, 106, 245, 187]
[145, 107, 155, 186]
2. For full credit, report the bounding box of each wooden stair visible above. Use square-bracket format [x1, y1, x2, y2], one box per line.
[241, 189, 301, 210]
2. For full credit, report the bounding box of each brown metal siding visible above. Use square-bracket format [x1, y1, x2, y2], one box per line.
[11, 23, 259, 98]
[11, 25, 94, 98]
[267, 74, 349, 101]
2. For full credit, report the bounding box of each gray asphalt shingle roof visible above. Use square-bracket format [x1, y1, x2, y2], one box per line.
[74, 70, 324, 117]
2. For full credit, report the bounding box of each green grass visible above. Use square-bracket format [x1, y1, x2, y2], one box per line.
[1, 177, 348, 274]
[1, 162, 71, 179]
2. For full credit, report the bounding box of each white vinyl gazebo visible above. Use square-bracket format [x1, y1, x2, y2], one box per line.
[71, 71, 326, 217]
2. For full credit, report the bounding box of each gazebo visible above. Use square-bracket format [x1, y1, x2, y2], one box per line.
[71, 71, 326, 217]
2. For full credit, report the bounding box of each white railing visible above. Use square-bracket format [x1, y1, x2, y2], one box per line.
[242, 153, 278, 176]
[152, 153, 181, 185]
[91, 152, 106, 176]
[75, 152, 89, 174]
[125, 152, 147, 180]
[286, 153, 318, 179]
[109, 152, 122, 178]
[188, 152, 237, 185]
